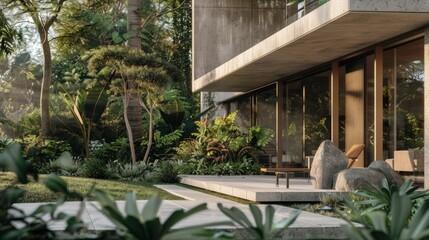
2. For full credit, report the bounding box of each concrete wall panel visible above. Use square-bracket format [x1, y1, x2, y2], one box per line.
[193, 0, 287, 79]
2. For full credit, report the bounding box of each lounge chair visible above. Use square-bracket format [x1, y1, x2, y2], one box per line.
[345, 144, 365, 168]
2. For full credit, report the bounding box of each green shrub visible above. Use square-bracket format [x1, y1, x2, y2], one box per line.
[175, 111, 273, 163]
[17, 135, 72, 173]
[177, 158, 261, 176]
[115, 162, 151, 181]
[153, 161, 180, 183]
[83, 158, 107, 179]
[92, 138, 140, 164]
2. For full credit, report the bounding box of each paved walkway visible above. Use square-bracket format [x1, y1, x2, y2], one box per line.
[13, 184, 352, 239]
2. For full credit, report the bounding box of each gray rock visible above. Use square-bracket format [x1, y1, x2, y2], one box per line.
[334, 168, 385, 191]
[368, 160, 404, 187]
[310, 140, 348, 189]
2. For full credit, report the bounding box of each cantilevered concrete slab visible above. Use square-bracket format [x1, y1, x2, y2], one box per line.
[180, 175, 345, 202]
[193, 0, 429, 92]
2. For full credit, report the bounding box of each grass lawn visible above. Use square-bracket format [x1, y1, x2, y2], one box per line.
[0, 172, 183, 203]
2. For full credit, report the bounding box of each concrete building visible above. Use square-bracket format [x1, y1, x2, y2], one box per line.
[192, 0, 429, 187]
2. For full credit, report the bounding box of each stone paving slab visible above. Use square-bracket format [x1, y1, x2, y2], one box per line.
[12, 184, 354, 239]
[180, 175, 346, 202]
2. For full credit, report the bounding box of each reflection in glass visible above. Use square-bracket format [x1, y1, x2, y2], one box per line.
[303, 70, 331, 156]
[383, 39, 424, 159]
[230, 96, 252, 130]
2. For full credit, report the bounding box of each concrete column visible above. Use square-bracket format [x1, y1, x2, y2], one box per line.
[276, 81, 284, 168]
[424, 27, 429, 189]
[331, 62, 339, 147]
[374, 46, 384, 161]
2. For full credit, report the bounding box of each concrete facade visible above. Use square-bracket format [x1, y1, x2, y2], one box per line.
[193, 0, 429, 92]
[193, 0, 287, 80]
[193, 0, 429, 187]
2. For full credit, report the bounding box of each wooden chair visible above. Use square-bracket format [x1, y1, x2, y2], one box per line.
[345, 144, 365, 168]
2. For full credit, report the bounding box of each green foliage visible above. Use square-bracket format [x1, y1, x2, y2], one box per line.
[343, 193, 429, 240]
[351, 178, 429, 217]
[93, 191, 232, 240]
[114, 162, 152, 181]
[178, 158, 262, 176]
[16, 136, 72, 173]
[92, 138, 135, 164]
[176, 111, 273, 163]
[0, 9, 22, 56]
[153, 129, 183, 149]
[83, 158, 107, 179]
[153, 161, 180, 184]
[0, 144, 87, 239]
[340, 179, 429, 240]
[49, 152, 80, 176]
[218, 203, 300, 240]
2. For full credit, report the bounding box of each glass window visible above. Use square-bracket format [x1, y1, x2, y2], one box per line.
[284, 81, 303, 163]
[303, 70, 331, 156]
[256, 87, 277, 146]
[383, 39, 424, 158]
[230, 96, 252, 130]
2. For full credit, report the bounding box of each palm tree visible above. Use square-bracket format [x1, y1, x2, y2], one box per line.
[126, 0, 144, 146]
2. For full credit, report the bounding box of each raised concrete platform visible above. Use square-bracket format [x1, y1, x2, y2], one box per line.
[12, 184, 353, 239]
[180, 175, 346, 202]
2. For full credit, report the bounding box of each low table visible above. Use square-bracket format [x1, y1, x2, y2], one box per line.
[260, 167, 311, 188]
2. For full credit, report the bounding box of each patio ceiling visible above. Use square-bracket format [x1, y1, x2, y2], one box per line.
[193, 10, 429, 92]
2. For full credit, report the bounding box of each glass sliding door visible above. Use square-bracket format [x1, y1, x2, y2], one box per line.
[282, 70, 331, 167]
[303, 70, 331, 157]
[284, 81, 304, 164]
[383, 39, 424, 159]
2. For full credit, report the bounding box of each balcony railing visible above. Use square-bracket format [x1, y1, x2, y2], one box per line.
[285, 0, 330, 25]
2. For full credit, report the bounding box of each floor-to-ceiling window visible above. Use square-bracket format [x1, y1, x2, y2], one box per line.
[229, 96, 252, 130]
[255, 87, 277, 146]
[303, 70, 331, 157]
[284, 81, 303, 163]
[383, 38, 424, 159]
[282, 70, 331, 166]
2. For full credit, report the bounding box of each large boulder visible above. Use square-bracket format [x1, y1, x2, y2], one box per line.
[310, 140, 348, 189]
[368, 160, 404, 187]
[334, 168, 385, 191]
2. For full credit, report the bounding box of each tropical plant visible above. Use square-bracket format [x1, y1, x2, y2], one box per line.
[86, 46, 181, 165]
[115, 161, 151, 181]
[0, 9, 22, 56]
[352, 178, 429, 216]
[218, 203, 300, 240]
[152, 160, 180, 183]
[92, 191, 232, 240]
[178, 111, 273, 163]
[343, 193, 429, 240]
[0, 143, 87, 239]
[60, 72, 111, 160]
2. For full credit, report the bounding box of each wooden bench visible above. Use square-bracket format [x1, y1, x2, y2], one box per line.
[260, 167, 311, 188]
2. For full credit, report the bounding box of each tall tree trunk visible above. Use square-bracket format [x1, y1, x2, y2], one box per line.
[127, 0, 143, 162]
[38, 26, 52, 139]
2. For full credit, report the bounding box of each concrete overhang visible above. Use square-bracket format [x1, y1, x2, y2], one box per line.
[192, 0, 429, 92]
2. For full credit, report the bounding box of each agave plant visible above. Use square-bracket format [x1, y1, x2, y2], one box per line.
[218, 203, 300, 240]
[343, 192, 429, 240]
[353, 178, 429, 216]
[93, 190, 232, 240]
